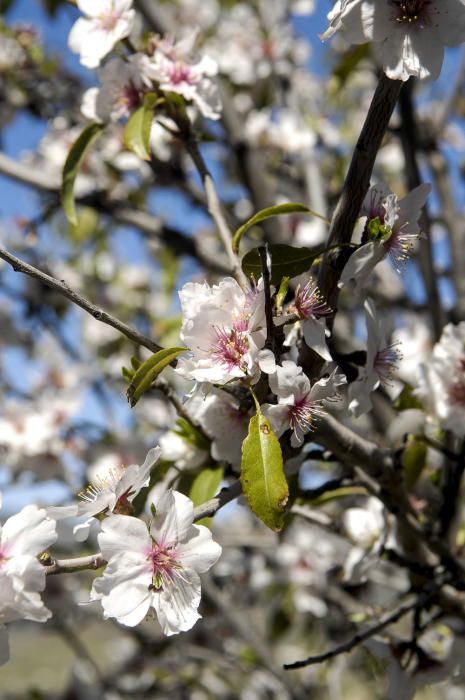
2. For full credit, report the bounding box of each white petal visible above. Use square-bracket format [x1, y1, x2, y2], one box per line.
[153, 568, 201, 635]
[98, 515, 150, 560]
[151, 490, 194, 545]
[177, 525, 222, 573]
[2, 506, 57, 557]
[302, 318, 332, 362]
[95, 578, 152, 627]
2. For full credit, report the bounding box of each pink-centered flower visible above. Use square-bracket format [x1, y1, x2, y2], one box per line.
[339, 183, 431, 296]
[321, 1, 465, 81]
[262, 361, 346, 446]
[81, 55, 152, 123]
[90, 490, 222, 635]
[176, 277, 273, 385]
[348, 298, 402, 417]
[143, 31, 222, 120]
[288, 279, 333, 362]
[68, 0, 135, 70]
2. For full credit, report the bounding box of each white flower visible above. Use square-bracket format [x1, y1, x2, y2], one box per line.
[185, 386, 252, 465]
[81, 55, 151, 123]
[348, 298, 402, 417]
[287, 279, 333, 362]
[339, 183, 431, 296]
[143, 32, 222, 120]
[176, 277, 270, 385]
[322, 0, 465, 81]
[90, 490, 222, 635]
[262, 361, 346, 446]
[416, 322, 465, 437]
[342, 497, 386, 583]
[68, 0, 135, 70]
[50, 447, 161, 540]
[0, 502, 57, 665]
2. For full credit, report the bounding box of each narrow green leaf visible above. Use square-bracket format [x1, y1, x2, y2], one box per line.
[242, 244, 319, 285]
[276, 276, 289, 311]
[61, 123, 105, 225]
[232, 202, 329, 254]
[189, 466, 224, 527]
[241, 410, 289, 532]
[123, 92, 158, 161]
[126, 346, 186, 407]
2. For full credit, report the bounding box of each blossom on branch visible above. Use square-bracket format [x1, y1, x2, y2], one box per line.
[0, 497, 57, 665]
[50, 447, 161, 540]
[81, 55, 152, 123]
[176, 277, 273, 385]
[143, 32, 222, 120]
[68, 0, 135, 70]
[339, 182, 431, 296]
[348, 298, 402, 417]
[322, 0, 465, 81]
[262, 361, 346, 446]
[90, 490, 222, 635]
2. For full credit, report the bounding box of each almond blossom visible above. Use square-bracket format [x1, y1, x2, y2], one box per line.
[286, 279, 333, 362]
[0, 497, 57, 665]
[176, 277, 273, 385]
[90, 490, 222, 635]
[143, 32, 221, 120]
[68, 0, 135, 70]
[322, 1, 465, 81]
[81, 55, 151, 123]
[339, 182, 431, 296]
[262, 361, 346, 447]
[416, 322, 465, 437]
[50, 446, 161, 540]
[348, 298, 402, 417]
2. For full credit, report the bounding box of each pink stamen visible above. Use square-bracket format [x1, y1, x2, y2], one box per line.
[147, 541, 179, 586]
[211, 325, 249, 372]
[293, 281, 331, 320]
[288, 397, 325, 434]
[167, 62, 196, 86]
[374, 342, 402, 384]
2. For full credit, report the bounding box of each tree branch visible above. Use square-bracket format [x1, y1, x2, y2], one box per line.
[317, 74, 402, 309]
[0, 246, 164, 354]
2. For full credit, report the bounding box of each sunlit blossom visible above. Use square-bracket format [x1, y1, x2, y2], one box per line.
[90, 490, 222, 634]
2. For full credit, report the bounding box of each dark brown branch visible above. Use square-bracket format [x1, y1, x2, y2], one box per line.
[317, 74, 402, 308]
[0, 246, 164, 355]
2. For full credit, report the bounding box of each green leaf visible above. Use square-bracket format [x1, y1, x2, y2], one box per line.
[240, 410, 288, 531]
[402, 438, 427, 491]
[61, 123, 105, 226]
[394, 384, 423, 411]
[232, 202, 328, 254]
[126, 347, 186, 407]
[242, 244, 319, 285]
[189, 466, 224, 527]
[123, 92, 158, 161]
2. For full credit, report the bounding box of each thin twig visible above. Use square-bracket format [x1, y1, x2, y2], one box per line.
[284, 577, 449, 670]
[183, 138, 248, 287]
[0, 246, 163, 354]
